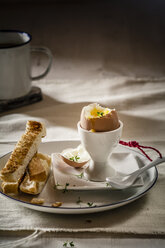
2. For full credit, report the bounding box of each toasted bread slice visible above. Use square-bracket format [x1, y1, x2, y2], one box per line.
[20, 153, 51, 195]
[28, 153, 51, 182]
[0, 121, 46, 182]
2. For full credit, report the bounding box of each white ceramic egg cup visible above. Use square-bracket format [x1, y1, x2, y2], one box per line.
[77, 121, 123, 181]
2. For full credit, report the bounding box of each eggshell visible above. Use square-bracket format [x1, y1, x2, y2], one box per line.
[80, 108, 120, 132]
[60, 155, 88, 168]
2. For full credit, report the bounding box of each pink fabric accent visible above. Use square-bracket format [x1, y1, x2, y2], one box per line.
[119, 140, 162, 161]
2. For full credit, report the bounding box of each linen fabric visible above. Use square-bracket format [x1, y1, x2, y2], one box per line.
[0, 76, 165, 235]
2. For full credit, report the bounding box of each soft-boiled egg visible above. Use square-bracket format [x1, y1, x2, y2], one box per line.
[80, 103, 120, 132]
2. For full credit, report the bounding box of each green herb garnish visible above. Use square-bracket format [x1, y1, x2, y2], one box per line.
[54, 182, 61, 189]
[76, 172, 84, 179]
[63, 242, 67, 247]
[76, 196, 83, 205]
[87, 202, 94, 207]
[87, 202, 97, 207]
[69, 155, 80, 162]
[63, 241, 75, 247]
[97, 111, 104, 117]
[75, 155, 80, 161]
[106, 182, 111, 187]
[69, 241, 75, 247]
[62, 183, 69, 193]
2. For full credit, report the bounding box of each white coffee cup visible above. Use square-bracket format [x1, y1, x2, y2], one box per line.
[0, 30, 52, 100]
[78, 121, 123, 181]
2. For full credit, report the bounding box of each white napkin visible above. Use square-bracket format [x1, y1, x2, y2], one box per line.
[51, 152, 143, 190]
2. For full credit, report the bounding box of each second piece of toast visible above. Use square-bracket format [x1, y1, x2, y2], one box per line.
[20, 153, 51, 195]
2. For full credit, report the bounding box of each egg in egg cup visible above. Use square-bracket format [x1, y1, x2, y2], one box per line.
[78, 103, 123, 181]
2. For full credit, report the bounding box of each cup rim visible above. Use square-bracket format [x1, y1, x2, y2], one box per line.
[77, 120, 123, 134]
[0, 30, 32, 49]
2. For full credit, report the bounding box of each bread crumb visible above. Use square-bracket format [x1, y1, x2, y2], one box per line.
[52, 202, 62, 208]
[31, 198, 45, 205]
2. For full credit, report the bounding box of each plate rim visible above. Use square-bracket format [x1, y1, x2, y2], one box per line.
[0, 140, 158, 213]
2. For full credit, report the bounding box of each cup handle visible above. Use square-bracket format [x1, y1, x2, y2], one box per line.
[30, 46, 53, 80]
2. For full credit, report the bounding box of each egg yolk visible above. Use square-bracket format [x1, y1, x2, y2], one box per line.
[90, 107, 110, 118]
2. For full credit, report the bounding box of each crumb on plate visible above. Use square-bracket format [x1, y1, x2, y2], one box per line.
[31, 198, 45, 205]
[52, 202, 62, 208]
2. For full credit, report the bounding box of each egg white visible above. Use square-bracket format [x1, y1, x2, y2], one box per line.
[83, 103, 111, 119]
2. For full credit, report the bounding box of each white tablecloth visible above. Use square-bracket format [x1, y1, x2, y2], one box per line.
[0, 76, 165, 235]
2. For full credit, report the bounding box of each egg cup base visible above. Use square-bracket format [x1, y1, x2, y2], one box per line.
[84, 159, 116, 182]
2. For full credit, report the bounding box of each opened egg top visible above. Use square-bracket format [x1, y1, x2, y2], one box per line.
[80, 103, 120, 132]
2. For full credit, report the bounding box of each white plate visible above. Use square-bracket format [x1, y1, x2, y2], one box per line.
[0, 140, 158, 214]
